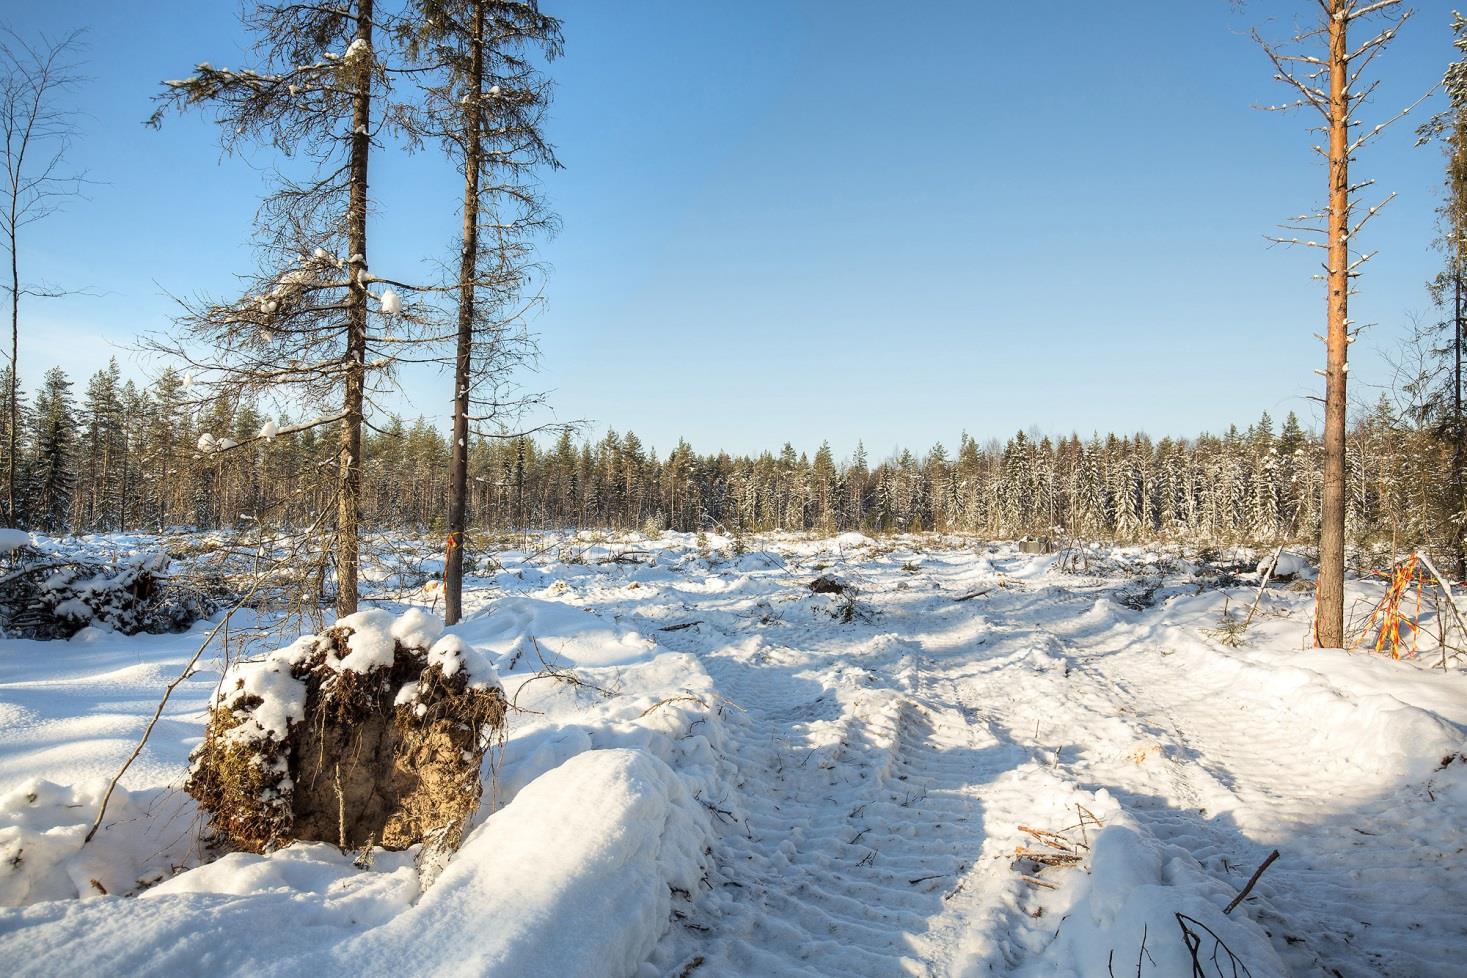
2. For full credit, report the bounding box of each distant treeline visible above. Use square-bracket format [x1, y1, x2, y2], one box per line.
[0, 361, 1453, 556]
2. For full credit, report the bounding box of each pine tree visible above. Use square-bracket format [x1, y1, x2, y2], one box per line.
[151, 0, 407, 615]
[1415, 12, 1467, 574]
[1254, 0, 1412, 646]
[407, 0, 561, 623]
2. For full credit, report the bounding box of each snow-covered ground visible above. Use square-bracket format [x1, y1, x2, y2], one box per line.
[1, 532, 1465, 977]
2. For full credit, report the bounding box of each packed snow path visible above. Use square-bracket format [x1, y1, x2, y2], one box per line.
[610, 543, 1467, 978]
[2, 535, 1465, 977]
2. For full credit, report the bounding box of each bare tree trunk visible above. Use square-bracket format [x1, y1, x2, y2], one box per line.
[337, 0, 372, 619]
[118, 416, 128, 533]
[1316, 3, 1350, 648]
[7, 228, 15, 525]
[1456, 269, 1464, 580]
[445, 1, 485, 627]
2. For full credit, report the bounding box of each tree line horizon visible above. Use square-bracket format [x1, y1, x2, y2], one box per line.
[4, 359, 1447, 567]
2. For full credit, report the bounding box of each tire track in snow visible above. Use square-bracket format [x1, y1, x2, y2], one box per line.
[971, 565, 1467, 978]
[629, 544, 1465, 978]
[638, 558, 1044, 977]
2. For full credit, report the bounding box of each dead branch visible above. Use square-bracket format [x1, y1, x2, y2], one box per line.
[1224, 848, 1280, 914]
[658, 620, 703, 632]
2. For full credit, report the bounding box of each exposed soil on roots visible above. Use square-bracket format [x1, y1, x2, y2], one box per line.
[187, 614, 505, 853]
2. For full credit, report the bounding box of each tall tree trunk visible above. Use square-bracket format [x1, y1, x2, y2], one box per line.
[337, 0, 373, 618]
[1456, 269, 1464, 580]
[8, 214, 17, 526]
[445, 1, 485, 626]
[1316, 3, 1350, 648]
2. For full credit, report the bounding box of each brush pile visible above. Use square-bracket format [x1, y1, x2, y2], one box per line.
[187, 608, 505, 853]
[0, 545, 222, 639]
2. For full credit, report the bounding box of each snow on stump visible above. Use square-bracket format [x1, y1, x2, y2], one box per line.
[186, 608, 505, 853]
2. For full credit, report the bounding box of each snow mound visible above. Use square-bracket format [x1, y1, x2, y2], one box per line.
[0, 528, 30, 554]
[145, 842, 419, 928]
[1022, 811, 1287, 978]
[1259, 550, 1315, 580]
[0, 779, 195, 906]
[343, 748, 710, 978]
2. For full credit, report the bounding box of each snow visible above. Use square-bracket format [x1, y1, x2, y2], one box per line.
[195, 432, 216, 452]
[1259, 549, 1316, 580]
[0, 779, 195, 906]
[1022, 813, 1286, 978]
[219, 636, 315, 744]
[0, 533, 1464, 977]
[0, 528, 30, 553]
[332, 608, 398, 673]
[424, 633, 499, 688]
[347, 749, 707, 978]
[258, 420, 278, 440]
[50, 598, 92, 621]
[378, 288, 402, 316]
[388, 606, 442, 650]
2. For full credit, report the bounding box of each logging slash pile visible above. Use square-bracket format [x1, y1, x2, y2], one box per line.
[187, 608, 506, 853]
[0, 539, 222, 640]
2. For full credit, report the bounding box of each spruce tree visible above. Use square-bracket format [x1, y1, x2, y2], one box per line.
[27, 366, 75, 531]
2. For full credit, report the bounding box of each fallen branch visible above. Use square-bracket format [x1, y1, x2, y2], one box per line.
[598, 550, 651, 565]
[1417, 553, 1467, 671]
[1243, 546, 1284, 628]
[1224, 848, 1280, 915]
[1014, 846, 1084, 867]
[658, 620, 703, 632]
[1019, 823, 1087, 852]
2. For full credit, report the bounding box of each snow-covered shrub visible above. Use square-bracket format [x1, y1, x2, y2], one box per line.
[187, 609, 506, 853]
[0, 550, 223, 639]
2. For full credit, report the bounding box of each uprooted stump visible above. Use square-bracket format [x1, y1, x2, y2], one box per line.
[187, 608, 505, 854]
[808, 574, 851, 595]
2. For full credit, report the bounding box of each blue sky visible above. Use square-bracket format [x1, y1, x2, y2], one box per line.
[4, 0, 1459, 459]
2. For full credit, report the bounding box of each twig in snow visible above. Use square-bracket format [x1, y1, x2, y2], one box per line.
[658, 620, 703, 632]
[509, 634, 612, 712]
[639, 695, 708, 718]
[1176, 912, 1256, 978]
[1136, 923, 1154, 977]
[1224, 848, 1280, 915]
